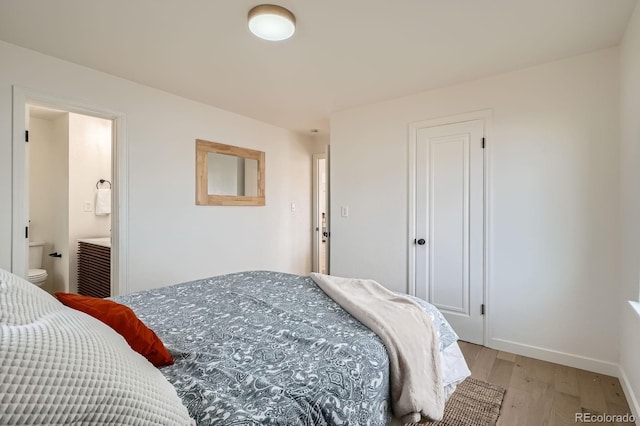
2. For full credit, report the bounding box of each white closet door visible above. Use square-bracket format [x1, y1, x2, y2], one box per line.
[415, 119, 484, 344]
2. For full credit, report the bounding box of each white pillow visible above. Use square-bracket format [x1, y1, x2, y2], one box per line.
[0, 268, 194, 426]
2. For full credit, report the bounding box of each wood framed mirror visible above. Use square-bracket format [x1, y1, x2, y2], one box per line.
[196, 139, 265, 206]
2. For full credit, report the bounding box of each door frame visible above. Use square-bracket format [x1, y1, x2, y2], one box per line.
[312, 151, 329, 273]
[11, 85, 129, 296]
[408, 109, 491, 345]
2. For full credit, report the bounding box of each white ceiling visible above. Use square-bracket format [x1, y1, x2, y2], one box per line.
[0, 0, 636, 134]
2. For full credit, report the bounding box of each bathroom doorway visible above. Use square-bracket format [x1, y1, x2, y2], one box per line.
[11, 86, 128, 296]
[27, 106, 112, 295]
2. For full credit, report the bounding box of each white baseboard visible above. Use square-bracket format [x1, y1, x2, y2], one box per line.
[618, 366, 640, 425]
[489, 338, 619, 376]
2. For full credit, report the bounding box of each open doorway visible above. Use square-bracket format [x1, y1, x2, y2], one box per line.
[312, 152, 329, 274]
[12, 86, 128, 296]
[27, 106, 112, 296]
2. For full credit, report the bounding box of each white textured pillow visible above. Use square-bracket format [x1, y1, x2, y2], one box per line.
[0, 268, 194, 426]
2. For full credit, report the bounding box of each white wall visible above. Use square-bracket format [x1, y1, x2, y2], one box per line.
[0, 40, 314, 293]
[50, 114, 70, 292]
[28, 115, 69, 293]
[330, 48, 621, 373]
[619, 3, 640, 419]
[68, 112, 112, 293]
[28, 117, 53, 247]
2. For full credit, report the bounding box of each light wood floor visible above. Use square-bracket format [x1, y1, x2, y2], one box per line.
[458, 342, 635, 426]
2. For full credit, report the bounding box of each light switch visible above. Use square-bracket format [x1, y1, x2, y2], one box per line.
[341, 206, 349, 217]
[290, 202, 296, 212]
[83, 201, 92, 212]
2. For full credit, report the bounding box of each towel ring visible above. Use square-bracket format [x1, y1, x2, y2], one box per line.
[96, 179, 112, 189]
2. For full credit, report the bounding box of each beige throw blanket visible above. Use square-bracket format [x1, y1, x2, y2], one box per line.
[310, 273, 445, 423]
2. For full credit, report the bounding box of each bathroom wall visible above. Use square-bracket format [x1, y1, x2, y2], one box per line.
[67, 112, 112, 293]
[51, 114, 70, 291]
[28, 114, 69, 292]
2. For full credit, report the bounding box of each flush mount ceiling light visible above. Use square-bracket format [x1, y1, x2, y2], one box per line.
[248, 4, 296, 41]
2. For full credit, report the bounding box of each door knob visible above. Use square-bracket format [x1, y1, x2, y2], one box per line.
[416, 238, 426, 245]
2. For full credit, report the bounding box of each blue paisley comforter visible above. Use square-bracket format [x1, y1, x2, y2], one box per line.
[113, 271, 457, 425]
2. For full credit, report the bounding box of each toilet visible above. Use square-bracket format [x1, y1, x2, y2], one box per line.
[28, 241, 48, 287]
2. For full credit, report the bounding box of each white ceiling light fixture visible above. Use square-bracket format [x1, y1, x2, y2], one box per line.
[248, 4, 296, 41]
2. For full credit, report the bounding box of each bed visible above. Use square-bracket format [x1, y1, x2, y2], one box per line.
[0, 269, 470, 425]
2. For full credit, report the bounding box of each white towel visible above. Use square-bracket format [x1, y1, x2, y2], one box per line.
[95, 188, 111, 215]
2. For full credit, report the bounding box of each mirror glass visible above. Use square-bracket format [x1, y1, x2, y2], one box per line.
[196, 139, 265, 206]
[207, 153, 258, 196]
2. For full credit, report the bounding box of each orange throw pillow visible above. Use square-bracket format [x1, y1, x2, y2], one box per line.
[55, 292, 174, 367]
